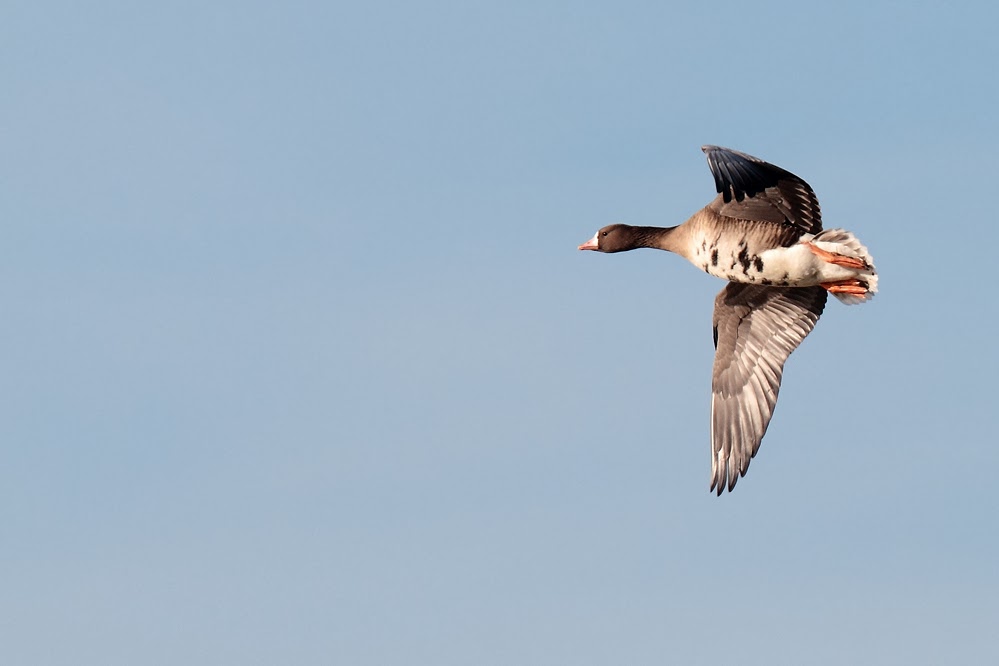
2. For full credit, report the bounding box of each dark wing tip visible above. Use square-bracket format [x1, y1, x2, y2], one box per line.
[709, 469, 740, 495]
[700, 145, 823, 234]
[702, 145, 778, 202]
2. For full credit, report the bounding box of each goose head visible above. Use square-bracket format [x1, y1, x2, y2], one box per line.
[577, 224, 639, 253]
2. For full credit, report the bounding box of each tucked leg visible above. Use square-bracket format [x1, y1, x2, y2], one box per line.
[820, 279, 868, 295]
[805, 242, 870, 270]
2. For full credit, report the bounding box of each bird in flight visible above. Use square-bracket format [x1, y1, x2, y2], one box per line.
[579, 146, 877, 494]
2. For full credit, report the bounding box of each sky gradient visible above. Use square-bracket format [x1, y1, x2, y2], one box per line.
[3, 1, 998, 664]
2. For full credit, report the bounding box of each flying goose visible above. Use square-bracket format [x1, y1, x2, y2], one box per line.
[579, 146, 877, 494]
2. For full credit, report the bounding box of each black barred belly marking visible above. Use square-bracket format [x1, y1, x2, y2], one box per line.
[697, 234, 786, 286]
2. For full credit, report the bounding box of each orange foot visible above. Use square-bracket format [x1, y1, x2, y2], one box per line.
[805, 242, 869, 269]
[821, 279, 868, 295]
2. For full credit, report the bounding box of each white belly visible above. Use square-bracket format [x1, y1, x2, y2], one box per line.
[695, 240, 860, 286]
[755, 243, 858, 286]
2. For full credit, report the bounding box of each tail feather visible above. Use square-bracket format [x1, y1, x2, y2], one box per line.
[813, 228, 878, 304]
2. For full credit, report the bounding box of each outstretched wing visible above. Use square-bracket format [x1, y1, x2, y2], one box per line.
[710, 283, 827, 494]
[702, 145, 823, 235]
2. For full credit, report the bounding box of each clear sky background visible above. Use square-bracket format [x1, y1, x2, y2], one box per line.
[3, 1, 998, 664]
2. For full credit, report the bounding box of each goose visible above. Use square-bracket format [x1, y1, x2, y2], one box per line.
[579, 146, 877, 494]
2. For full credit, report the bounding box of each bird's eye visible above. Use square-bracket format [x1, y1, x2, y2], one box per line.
[601, 230, 608, 237]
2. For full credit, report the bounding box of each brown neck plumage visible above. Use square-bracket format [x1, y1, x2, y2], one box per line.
[627, 225, 683, 252]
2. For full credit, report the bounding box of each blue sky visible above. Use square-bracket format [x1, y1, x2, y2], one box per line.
[3, 1, 998, 664]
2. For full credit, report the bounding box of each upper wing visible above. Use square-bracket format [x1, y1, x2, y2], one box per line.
[710, 283, 827, 494]
[702, 145, 823, 235]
